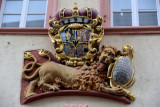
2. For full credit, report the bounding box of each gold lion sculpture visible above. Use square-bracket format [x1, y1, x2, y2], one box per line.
[22, 45, 135, 101]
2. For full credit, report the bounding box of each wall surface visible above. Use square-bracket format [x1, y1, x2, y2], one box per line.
[58, 0, 98, 11]
[1, 0, 160, 107]
[0, 34, 160, 107]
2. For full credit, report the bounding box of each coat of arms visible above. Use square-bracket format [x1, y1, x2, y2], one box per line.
[21, 3, 136, 105]
[48, 3, 103, 66]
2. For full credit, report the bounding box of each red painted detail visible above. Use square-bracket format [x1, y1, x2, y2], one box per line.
[21, 50, 131, 105]
[1, 26, 160, 35]
[20, 50, 59, 105]
[99, 0, 111, 28]
[45, 0, 58, 28]
[21, 90, 131, 105]
[55, 8, 98, 21]
[104, 26, 160, 35]
[0, 28, 48, 35]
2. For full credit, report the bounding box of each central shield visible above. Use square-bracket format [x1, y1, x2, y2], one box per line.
[48, 4, 104, 66]
[60, 28, 91, 58]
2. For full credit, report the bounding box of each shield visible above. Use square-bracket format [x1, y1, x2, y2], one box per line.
[49, 21, 103, 66]
[48, 4, 104, 66]
[60, 28, 91, 58]
[110, 56, 135, 88]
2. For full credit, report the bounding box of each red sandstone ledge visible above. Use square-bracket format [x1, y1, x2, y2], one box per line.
[0, 28, 48, 35]
[21, 90, 131, 104]
[104, 26, 160, 35]
[0, 26, 160, 35]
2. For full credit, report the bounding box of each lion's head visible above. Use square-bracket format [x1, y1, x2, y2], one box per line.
[97, 45, 122, 71]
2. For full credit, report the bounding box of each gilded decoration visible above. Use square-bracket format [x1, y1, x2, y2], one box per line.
[48, 3, 103, 66]
[21, 3, 136, 104]
[107, 45, 135, 89]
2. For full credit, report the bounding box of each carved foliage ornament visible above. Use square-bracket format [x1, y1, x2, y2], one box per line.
[48, 3, 103, 66]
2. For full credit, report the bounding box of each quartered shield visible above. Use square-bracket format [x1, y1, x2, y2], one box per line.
[48, 3, 104, 66]
[60, 28, 91, 58]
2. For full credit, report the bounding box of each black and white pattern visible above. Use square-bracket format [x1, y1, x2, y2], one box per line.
[112, 57, 133, 85]
[59, 17, 93, 25]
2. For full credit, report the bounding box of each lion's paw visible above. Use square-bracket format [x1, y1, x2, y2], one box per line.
[114, 88, 125, 96]
[49, 86, 60, 91]
[112, 86, 125, 96]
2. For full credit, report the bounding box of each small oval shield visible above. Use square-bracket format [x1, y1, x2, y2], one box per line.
[111, 57, 134, 88]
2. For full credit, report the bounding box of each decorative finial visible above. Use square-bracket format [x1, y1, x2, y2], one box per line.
[74, 2, 77, 6]
[73, 2, 78, 10]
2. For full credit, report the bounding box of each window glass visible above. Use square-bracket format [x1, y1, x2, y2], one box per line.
[138, 0, 156, 10]
[139, 12, 158, 26]
[113, 0, 132, 26]
[138, 0, 157, 26]
[4, 0, 23, 13]
[28, 0, 47, 13]
[26, 15, 45, 27]
[113, 0, 131, 11]
[113, 12, 132, 26]
[2, 15, 20, 27]
[1, 0, 47, 28]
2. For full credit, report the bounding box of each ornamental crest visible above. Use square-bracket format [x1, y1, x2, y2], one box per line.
[21, 3, 136, 105]
[49, 3, 103, 66]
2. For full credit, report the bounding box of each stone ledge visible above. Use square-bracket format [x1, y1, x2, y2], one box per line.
[1, 26, 160, 35]
[21, 90, 131, 104]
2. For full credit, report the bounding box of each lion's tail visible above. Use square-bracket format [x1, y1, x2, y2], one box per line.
[22, 67, 40, 81]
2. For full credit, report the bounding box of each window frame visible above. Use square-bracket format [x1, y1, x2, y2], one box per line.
[0, 0, 58, 28]
[0, 0, 160, 35]
[98, 0, 160, 35]
[0, 0, 6, 27]
[0, 0, 48, 28]
[111, 0, 132, 26]
[0, 0, 2, 10]
[110, 0, 160, 27]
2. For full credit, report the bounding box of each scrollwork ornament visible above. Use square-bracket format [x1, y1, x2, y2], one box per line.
[49, 16, 103, 66]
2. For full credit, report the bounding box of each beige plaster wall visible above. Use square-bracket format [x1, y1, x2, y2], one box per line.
[0, 34, 160, 107]
[58, 0, 99, 11]
[0, 0, 160, 107]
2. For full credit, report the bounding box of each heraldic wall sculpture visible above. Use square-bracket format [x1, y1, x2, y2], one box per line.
[21, 3, 136, 104]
